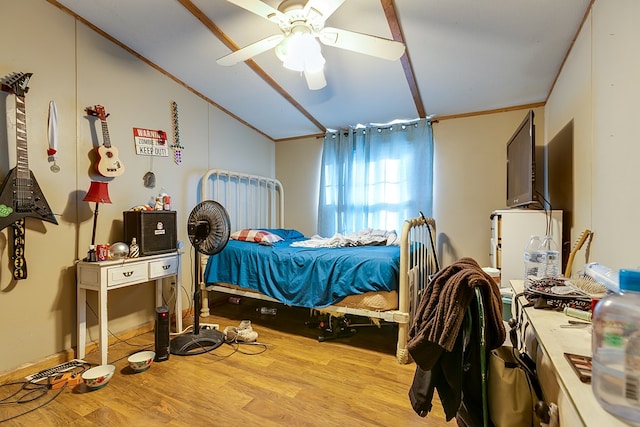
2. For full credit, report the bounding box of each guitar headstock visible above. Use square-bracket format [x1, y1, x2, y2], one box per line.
[86, 105, 110, 121]
[1, 72, 33, 97]
[572, 229, 592, 252]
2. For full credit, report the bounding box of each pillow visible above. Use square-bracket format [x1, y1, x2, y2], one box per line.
[260, 228, 305, 240]
[231, 229, 283, 244]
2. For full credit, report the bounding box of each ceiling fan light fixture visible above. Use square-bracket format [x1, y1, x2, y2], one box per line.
[275, 29, 325, 73]
[304, 69, 326, 90]
[219, 0, 401, 91]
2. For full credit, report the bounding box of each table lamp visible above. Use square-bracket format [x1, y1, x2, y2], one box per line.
[83, 181, 111, 247]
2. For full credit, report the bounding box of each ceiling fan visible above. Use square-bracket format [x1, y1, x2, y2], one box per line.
[217, 0, 406, 90]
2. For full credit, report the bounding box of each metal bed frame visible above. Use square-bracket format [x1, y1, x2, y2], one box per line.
[198, 168, 436, 363]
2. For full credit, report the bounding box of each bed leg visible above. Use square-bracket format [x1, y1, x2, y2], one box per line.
[396, 322, 410, 364]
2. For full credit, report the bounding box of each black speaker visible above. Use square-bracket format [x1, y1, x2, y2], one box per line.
[154, 306, 170, 362]
[123, 211, 177, 256]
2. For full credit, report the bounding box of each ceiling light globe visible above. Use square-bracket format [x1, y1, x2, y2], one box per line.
[276, 31, 324, 73]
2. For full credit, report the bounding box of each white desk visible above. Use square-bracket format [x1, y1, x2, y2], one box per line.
[77, 252, 182, 365]
[510, 280, 628, 426]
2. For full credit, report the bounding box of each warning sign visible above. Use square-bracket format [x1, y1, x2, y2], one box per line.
[133, 128, 169, 157]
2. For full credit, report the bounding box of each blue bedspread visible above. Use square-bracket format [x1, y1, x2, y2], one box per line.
[203, 239, 400, 308]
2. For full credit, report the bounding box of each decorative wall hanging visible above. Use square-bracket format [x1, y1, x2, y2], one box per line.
[47, 100, 60, 173]
[133, 128, 168, 157]
[170, 101, 183, 165]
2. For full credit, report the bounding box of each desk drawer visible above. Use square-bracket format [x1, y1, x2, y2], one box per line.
[107, 263, 147, 287]
[149, 256, 178, 279]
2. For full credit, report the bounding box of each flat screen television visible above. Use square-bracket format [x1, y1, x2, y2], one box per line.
[506, 110, 537, 208]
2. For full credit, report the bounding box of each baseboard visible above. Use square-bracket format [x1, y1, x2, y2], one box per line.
[0, 306, 195, 384]
[0, 349, 77, 384]
[0, 320, 155, 384]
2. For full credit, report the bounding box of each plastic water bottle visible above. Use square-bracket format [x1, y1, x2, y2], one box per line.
[536, 235, 560, 279]
[257, 307, 277, 315]
[592, 269, 640, 424]
[523, 235, 541, 287]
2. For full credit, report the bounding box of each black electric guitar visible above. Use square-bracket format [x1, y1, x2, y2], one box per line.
[86, 105, 125, 177]
[0, 73, 58, 279]
[0, 72, 58, 232]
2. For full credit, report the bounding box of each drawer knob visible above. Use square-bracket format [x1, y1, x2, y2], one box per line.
[162, 265, 171, 270]
[123, 271, 134, 277]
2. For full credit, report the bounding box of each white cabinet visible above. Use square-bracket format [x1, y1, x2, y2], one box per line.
[76, 252, 182, 365]
[490, 209, 562, 287]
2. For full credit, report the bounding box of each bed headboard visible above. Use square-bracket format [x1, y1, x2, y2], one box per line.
[200, 168, 285, 231]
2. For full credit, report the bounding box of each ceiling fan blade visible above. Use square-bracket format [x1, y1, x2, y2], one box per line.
[217, 35, 284, 66]
[223, 0, 287, 25]
[304, 68, 327, 90]
[319, 27, 405, 61]
[303, 0, 345, 24]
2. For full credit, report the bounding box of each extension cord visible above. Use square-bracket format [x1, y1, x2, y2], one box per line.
[49, 371, 82, 390]
[200, 323, 219, 331]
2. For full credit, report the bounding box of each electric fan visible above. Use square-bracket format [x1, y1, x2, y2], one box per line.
[170, 200, 231, 356]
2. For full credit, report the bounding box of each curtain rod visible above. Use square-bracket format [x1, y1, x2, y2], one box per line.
[324, 118, 432, 137]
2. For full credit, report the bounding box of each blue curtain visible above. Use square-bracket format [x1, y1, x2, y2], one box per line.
[317, 119, 433, 236]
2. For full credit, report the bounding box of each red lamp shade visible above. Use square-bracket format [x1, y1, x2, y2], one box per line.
[83, 181, 112, 249]
[83, 181, 111, 204]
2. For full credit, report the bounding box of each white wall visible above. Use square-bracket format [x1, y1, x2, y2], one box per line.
[432, 108, 545, 268]
[0, 0, 274, 373]
[544, 7, 592, 273]
[590, 0, 640, 269]
[276, 136, 322, 237]
[546, 0, 640, 273]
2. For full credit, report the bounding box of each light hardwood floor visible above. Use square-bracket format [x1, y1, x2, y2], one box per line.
[0, 296, 455, 426]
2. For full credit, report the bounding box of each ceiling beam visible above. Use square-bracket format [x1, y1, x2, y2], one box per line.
[381, 0, 426, 119]
[177, 0, 326, 134]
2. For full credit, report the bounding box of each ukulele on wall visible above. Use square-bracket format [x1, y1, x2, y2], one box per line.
[0, 72, 59, 279]
[86, 105, 125, 177]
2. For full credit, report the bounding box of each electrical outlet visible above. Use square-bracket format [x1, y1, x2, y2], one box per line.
[200, 323, 219, 331]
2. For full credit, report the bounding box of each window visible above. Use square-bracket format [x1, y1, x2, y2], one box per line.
[318, 119, 434, 236]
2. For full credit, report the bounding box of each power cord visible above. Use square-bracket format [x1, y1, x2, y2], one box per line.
[231, 341, 269, 356]
[0, 380, 66, 423]
[85, 301, 158, 350]
[199, 340, 269, 363]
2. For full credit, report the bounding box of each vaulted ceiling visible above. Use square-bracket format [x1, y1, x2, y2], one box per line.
[49, 0, 592, 141]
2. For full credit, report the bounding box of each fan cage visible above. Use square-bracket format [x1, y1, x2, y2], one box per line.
[187, 200, 230, 256]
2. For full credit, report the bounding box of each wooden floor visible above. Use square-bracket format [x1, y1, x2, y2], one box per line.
[0, 296, 455, 426]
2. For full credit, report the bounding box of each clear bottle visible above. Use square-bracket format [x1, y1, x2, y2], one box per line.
[536, 235, 560, 279]
[592, 269, 640, 423]
[257, 306, 277, 315]
[523, 235, 541, 287]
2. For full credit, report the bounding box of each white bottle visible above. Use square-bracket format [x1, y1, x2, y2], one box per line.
[523, 235, 541, 287]
[536, 235, 560, 279]
[592, 269, 640, 423]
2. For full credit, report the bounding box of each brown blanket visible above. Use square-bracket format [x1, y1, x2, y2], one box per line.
[408, 257, 506, 369]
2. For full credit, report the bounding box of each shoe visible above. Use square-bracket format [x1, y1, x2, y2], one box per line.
[224, 326, 258, 343]
[237, 320, 252, 331]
